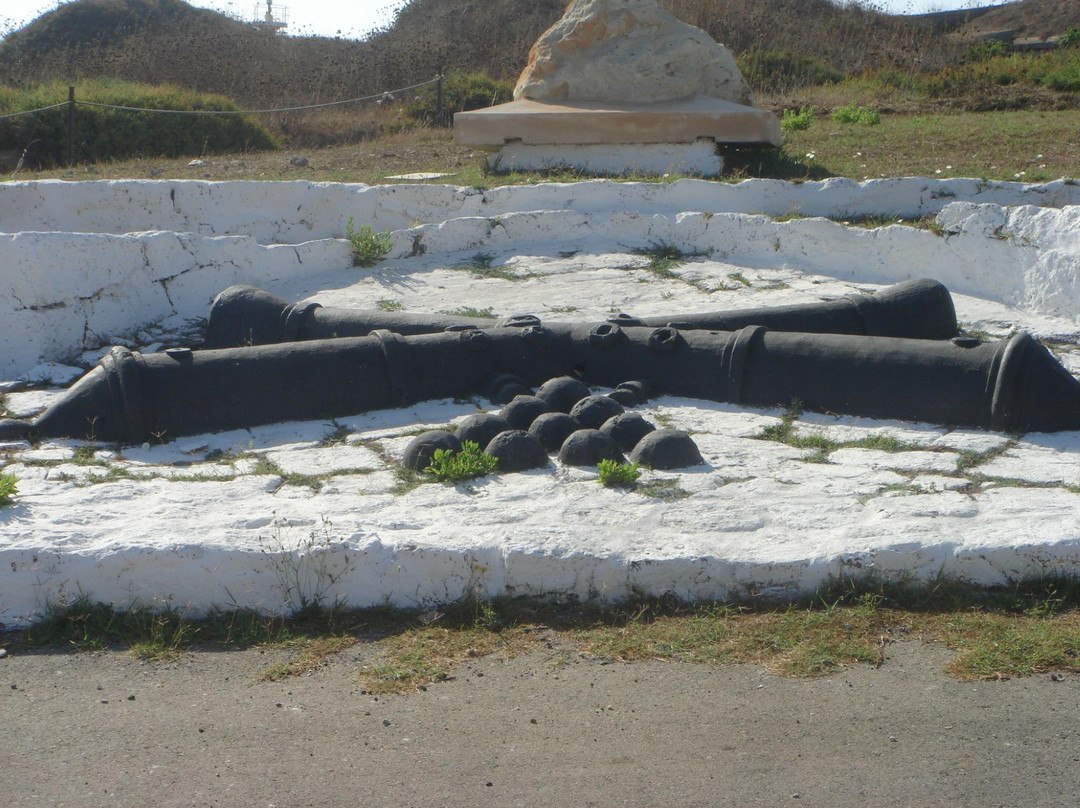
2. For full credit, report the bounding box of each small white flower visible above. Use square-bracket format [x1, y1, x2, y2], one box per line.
[935, 169, 942, 174]
[946, 165, 952, 170]
[805, 153, 815, 160]
[1037, 154, 1044, 159]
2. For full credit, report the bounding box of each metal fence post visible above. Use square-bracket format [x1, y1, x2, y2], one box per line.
[436, 68, 444, 126]
[67, 86, 75, 167]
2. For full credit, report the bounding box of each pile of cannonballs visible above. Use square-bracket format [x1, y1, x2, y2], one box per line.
[402, 375, 703, 474]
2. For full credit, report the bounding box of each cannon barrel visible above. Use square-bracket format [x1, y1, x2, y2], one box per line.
[3, 322, 1079, 444]
[202, 278, 958, 349]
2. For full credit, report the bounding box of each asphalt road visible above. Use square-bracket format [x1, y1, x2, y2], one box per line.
[2, 640, 1078, 807]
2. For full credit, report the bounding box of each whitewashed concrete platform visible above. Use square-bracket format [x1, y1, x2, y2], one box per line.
[2, 178, 1079, 626]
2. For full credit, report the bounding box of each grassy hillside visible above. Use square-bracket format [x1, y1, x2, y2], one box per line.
[1, 0, 1077, 159]
[0, 1, 976, 102]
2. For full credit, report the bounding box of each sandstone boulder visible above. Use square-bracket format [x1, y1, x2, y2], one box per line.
[514, 0, 755, 107]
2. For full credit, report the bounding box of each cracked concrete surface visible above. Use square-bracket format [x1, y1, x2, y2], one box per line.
[1, 178, 1079, 625]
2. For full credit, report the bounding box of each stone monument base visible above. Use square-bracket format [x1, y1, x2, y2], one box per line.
[455, 97, 779, 147]
[487, 140, 723, 177]
[454, 96, 778, 178]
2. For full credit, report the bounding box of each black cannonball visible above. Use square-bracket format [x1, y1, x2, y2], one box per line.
[535, 376, 590, 413]
[569, 394, 625, 430]
[402, 430, 461, 472]
[502, 395, 554, 430]
[455, 413, 511, 449]
[608, 379, 653, 407]
[491, 380, 534, 404]
[607, 388, 639, 407]
[599, 412, 657, 453]
[486, 373, 533, 405]
[558, 429, 625, 467]
[528, 411, 581, 453]
[628, 429, 704, 470]
[485, 430, 549, 472]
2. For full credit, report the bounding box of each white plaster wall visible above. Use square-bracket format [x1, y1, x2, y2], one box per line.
[3, 177, 1080, 240]
[3, 180, 1080, 379]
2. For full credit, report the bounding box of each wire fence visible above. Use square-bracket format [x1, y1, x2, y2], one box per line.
[0, 77, 440, 121]
[0, 76, 446, 166]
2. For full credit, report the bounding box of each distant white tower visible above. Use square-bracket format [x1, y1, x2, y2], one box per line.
[252, 1, 288, 32]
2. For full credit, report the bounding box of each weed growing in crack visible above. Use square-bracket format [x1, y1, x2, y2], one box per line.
[597, 459, 641, 488]
[632, 241, 710, 278]
[261, 516, 355, 613]
[424, 441, 498, 483]
[440, 306, 497, 319]
[345, 217, 392, 267]
[320, 420, 351, 447]
[635, 478, 693, 500]
[0, 471, 18, 507]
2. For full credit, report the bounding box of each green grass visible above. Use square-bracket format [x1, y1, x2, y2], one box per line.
[780, 106, 815, 132]
[439, 306, 497, 319]
[14, 575, 1080, 689]
[15, 106, 1080, 186]
[0, 78, 277, 167]
[780, 109, 1080, 183]
[632, 241, 710, 278]
[453, 252, 522, 281]
[0, 471, 17, 506]
[832, 102, 881, 125]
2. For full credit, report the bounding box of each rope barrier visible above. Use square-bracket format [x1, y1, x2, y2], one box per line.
[0, 102, 69, 121]
[0, 77, 441, 120]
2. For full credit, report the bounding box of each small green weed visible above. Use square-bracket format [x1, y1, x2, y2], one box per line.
[320, 420, 351, 447]
[345, 217, 393, 267]
[424, 441, 498, 482]
[635, 478, 692, 501]
[597, 459, 641, 488]
[832, 103, 881, 125]
[376, 299, 405, 312]
[781, 106, 815, 132]
[455, 253, 521, 281]
[0, 472, 17, 506]
[633, 241, 709, 278]
[440, 306, 497, 319]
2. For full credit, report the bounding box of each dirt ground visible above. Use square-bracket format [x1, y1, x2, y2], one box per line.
[2, 639, 1078, 808]
[17, 134, 484, 184]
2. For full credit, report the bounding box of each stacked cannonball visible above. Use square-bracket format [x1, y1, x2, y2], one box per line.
[402, 375, 703, 475]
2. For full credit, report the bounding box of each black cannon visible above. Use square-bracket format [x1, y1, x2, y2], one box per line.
[3, 317, 1079, 444]
[202, 278, 959, 348]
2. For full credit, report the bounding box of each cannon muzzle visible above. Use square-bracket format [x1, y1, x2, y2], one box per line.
[203, 278, 958, 348]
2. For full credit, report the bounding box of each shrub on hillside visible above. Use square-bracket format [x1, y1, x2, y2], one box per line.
[406, 70, 513, 125]
[737, 49, 844, 95]
[0, 79, 277, 167]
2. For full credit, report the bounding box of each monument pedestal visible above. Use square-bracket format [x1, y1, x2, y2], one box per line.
[485, 140, 724, 177]
[454, 96, 780, 178]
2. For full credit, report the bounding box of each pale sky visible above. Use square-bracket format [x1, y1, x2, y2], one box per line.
[1, 1, 1000, 41]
